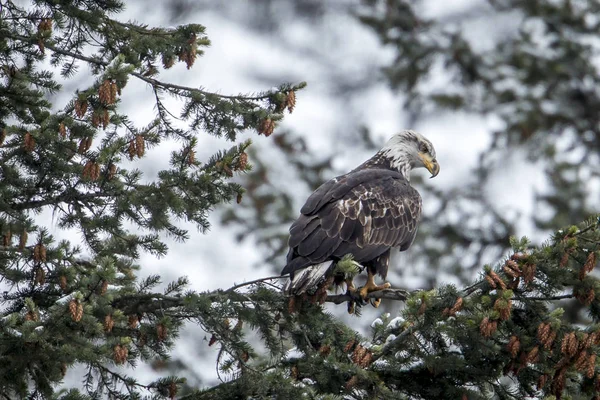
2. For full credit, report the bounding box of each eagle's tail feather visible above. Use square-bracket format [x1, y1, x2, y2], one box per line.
[283, 262, 334, 295]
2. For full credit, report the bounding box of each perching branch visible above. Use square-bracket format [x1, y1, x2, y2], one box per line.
[325, 288, 412, 304]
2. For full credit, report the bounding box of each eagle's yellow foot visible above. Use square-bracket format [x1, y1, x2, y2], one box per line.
[358, 272, 391, 308]
[345, 278, 356, 314]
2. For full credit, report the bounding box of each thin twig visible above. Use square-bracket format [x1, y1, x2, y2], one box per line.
[518, 294, 574, 301]
[227, 274, 287, 293]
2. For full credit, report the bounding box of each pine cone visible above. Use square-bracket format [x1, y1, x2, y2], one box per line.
[128, 314, 139, 329]
[560, 252, 570, 267]
[128, 139, 136, 160]
[418, 299, 427, 315]
[24, 132, 35, 152]
[187, 148, 196, 165]
[561, 332, 578, 357]
[82, 161, 93, 180]
[104, 314, 114, 332]
[75, 99, 88, 118]
[286, 90, 296, 113]
[101, 109, 110, 129]
[449, 297, 463, 315]
[351, 345, 367, 364]
[135, 135, 145, 157]
[91, 112, 100, 128]
[18, 230, 27, 250]
[91, 162, 101, 181]
[157, 323, 168, 341]
[525, 346, 539, 364]
[37, 18, 52, 33]
[58, 122, 67, 138]
[85, 136, 93, 152]
[168, 382, 177, 399]
[99, 279, 108, 295]
[113, 344, 128, 364]
[480, 317, 497, 338]
[543, 330, 557, 351]
[68, 299, 83, 322]
[494, 298, 512, 321]
[588, 354, 596, 378]
[162, 54, 175, 69]
[537, 322, 550, 343]
[551, 367, 566, 398]
[485, 274, 497, 289]
[258, 118, 275, 137]
[489, 271, 507, 290]
[108, 163, 117, 179]
[3, 230, 12, 246]
[25, 310, 38, 321]
[33, 244, 42, 263]
[59, 275, 68, 290]
[77, 138, 87, 154]
[344, 339, 356, 353]
[537, 374, 548, 390]
[345, 375, 358, 390]
[522, 263, 536, 284]
[507, 335, 520, 358]
[34, 266, 46, 285]
[99, 80, 113, 105]
[575, 350, 589, 371]
[237, 152, 248, 170]
[291, 365, 299, 380]
[233, 320, 243, 332]
[585, 252, 598, 274]
[318, 345, 331, 357]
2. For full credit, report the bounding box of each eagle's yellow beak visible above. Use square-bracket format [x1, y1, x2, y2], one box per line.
[420, 153, 440, 178]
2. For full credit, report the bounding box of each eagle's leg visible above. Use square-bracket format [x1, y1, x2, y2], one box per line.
[345, 278, 356, 314]
[358, 268, 391, 308]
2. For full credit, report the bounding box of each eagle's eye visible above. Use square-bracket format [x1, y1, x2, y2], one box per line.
[418, 142, 429, 154]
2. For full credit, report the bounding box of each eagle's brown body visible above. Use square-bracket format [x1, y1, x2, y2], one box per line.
[282, 169, 422, 279]
[281, 130, 439, 302]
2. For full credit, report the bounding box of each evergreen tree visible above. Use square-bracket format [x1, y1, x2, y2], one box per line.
[3, 1, 600, 399]
[0, 0, 302, 397]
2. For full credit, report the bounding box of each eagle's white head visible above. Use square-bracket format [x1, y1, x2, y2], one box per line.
[380, 130, 440, 180]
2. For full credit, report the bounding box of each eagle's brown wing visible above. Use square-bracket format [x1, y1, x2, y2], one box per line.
[282, 168, 422, 277]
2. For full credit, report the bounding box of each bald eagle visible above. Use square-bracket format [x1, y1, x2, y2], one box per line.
[282, 130, 439, 308]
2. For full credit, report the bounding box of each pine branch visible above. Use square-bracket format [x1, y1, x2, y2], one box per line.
[6, 33, 300, 102]
[325, 287, 412, 304]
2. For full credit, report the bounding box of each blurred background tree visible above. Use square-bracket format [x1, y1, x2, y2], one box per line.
[220, 0, 600, 295]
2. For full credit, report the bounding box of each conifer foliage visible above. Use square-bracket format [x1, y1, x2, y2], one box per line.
[0, 0, 301, 397]
[2, 1, 600, 399]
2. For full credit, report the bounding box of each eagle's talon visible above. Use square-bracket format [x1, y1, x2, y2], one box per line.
[357, 272, 391, 308]
[345, 278, 363, 314]
[370, 298, 381, 308]
[347, 302, 355, 314]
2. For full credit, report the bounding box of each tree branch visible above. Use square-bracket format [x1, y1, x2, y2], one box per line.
[325, 288, 412, 304]
[8, 33, 288, 102]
